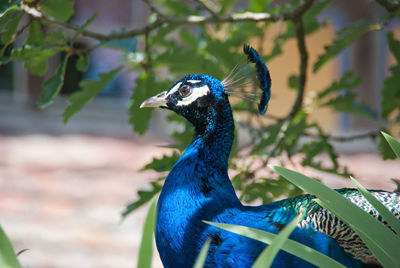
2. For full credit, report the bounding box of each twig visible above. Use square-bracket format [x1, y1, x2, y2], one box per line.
[303, 130, 383, 142]
[141, 0, 164, 17]
[287, 6, 311, 119]
[33, 0, 314, 41]
[195, 0, 220, 17]
[263, 119, 290, 166]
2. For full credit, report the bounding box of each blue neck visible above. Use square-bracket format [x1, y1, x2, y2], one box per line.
[156, 101, 240, 266]
[192, 102, 234, 169]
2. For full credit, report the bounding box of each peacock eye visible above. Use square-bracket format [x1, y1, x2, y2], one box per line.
[179, 85, 192, 97]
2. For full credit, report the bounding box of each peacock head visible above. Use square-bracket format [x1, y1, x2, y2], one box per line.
[140, 74, 228, 126]
[140, 45, 271, 130]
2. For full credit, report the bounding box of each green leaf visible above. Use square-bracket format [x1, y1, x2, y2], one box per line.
[0, 225, 22, 268]
[253, 214, 303, 268]
[381, 32, 400, 119]
[381, 132, 400, 158]
[249, 0, 273, 12]
[350, 176, 400, 235]
[129, 72, 169, 134]
[179, 29, 198, 48]
[0, 11, 22, 44]
[314, 20, 372, 72]
[273, 166, 400, 267]
[137, 196, 157, 268]
[193, 239, 211, 268]
[204, 221, 345, 268]
[38, 56, 68, 108]
[387, 31, 400, 63]
[251, 124, 282, 154]
[63, 67, 122, 122]
[288, 74, 299, 91]
[302, 0, 331, 34]
[323, 93, 378, 119]
[75, 55, 89, 72]
[381, 65, 400, 119]
[0, 0, 21, 14]
[39, 0, 74, 21]
[379, 135, 397, 160]
[315, 198, 394, 268]
[26, 20, 44, 46]
[10, 46, 60, 75]
[122, 181, 162, 218]
[142, 151, 180, 172]
[317, 71, 362, 100]
[45, 29, 67, 45]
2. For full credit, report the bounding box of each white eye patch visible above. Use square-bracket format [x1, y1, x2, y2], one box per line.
[167, 82, 182, 96]
[186, 80, 202, 84]
[177, 85, 210, 106]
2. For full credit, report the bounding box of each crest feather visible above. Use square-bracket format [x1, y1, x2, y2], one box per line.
[243, 44, 272, 115]
[221, 45, 272, 114]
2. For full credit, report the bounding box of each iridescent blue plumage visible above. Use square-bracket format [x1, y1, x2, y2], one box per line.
[243, 44, 271, 115]
[140, 45, 399, 268]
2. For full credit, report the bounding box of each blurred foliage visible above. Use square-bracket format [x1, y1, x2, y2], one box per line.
[1, 0, 400, 263]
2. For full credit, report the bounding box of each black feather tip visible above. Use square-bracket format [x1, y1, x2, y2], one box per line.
[243, 44, 271, 115]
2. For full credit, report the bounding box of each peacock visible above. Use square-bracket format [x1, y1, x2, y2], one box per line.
[140, 44, 400, 267]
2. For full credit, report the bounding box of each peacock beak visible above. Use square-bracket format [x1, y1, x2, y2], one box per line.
[140, 91, 168, 108]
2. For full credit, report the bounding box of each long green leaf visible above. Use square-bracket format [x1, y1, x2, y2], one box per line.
[0, 225, 22, 268]
[204, 221, 345, 268]
[350, 176, 400, 235]
[193, 238, 211, 268]
[253, 213, 303, 268]
[122, 181, 162, 218]
[137, 196, 157, 268]
[38, 56, 69, 108]
[273, 166, 400, 267]
[381, 132, 400, 158]
[313, 20, 372, 72]
[314, 199, 394, 268]
[63, 67, 122, 122]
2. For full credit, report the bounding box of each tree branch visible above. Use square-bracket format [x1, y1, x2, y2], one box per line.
[141, 0, 164, 17]
[303, 129, 383, 142]
[35, 0, 314, 41]
[288, 2, 313, 119]
[195, 0, 220, 17]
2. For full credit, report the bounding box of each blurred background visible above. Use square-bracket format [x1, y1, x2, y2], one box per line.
[1, 0, 400, 267]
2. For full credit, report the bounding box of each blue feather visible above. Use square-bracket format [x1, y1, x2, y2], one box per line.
[243, 44, 271, 115]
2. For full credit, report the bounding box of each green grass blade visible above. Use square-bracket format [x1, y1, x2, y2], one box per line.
[253, 213, 303, 268]
[137, 196, 158, 268]
[314, 199, 393, 267]
[204, 221, 345, 268]
[350, 176, 400, 236]
[193, 238, 211, 268]
[381, 132, 400, 158]
[0, 225, 22, 268]
[272, 166, 400, 267]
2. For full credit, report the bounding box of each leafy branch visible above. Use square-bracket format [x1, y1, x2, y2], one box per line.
[1, 0, 399, 216]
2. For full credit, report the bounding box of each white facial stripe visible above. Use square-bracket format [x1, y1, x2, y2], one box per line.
[186, 80, 202, 84]
[167, 82, 182, 96]
[177, 85, 210, 106]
